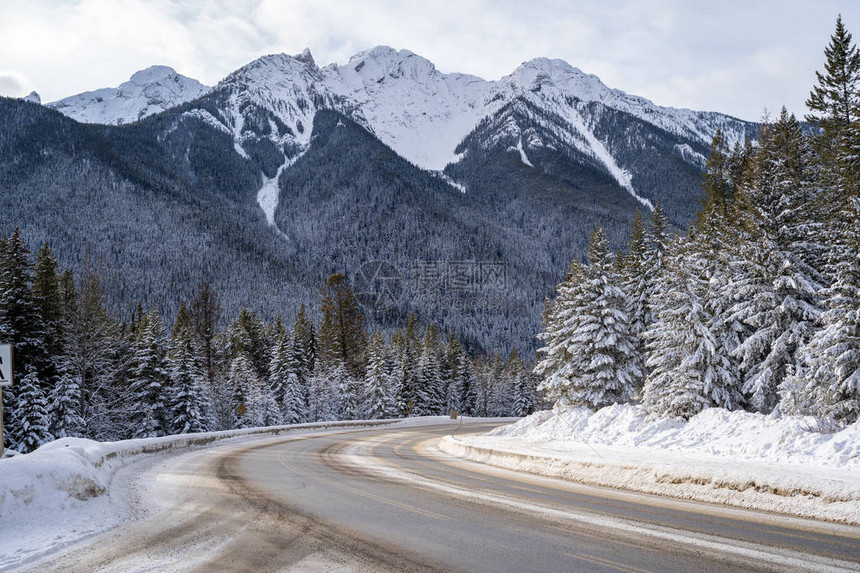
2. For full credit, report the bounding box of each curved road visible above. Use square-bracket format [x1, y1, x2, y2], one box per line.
[29, 420, 860, 572]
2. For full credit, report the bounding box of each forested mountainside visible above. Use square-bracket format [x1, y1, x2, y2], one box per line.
[2, 48, 756, 354]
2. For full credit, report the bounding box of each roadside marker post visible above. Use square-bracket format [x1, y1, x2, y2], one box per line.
[0, 344, 13, 458]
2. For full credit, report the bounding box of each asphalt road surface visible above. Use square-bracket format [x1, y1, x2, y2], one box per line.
[27, 420, 860, 572]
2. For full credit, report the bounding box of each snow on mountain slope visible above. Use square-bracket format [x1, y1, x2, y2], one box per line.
[323, 46, 501, 171]
[47, 48, 754, 211]
[48, 66, 210, 125]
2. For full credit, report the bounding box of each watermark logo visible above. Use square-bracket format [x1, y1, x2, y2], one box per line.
[354, 259, 509, 313]
[353, 260, 404, 312]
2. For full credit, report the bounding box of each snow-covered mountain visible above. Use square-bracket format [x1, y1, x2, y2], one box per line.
[106, 46, 746, 213]
[0, 49, 758, 355]
[49, 48, 751, 172]
[47, 66, 210, 125]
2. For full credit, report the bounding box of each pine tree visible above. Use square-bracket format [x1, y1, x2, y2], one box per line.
[292, 304, 316, 376]
[49, 363, 85, 438]
[62, 272, 122, 439]
[416, 327, 443, 415]
[509, 350, 536, 417]
[534, 260, 585, 409]
[537, 228, 639, 410]
[273, 330, 306, 424]
[807, 14, 860, 186]
[445, 335, 464, 414]
[621, 211, 650, 395]
[318, 273, 366, 377]
[189, 281, 221, 395]
[128, 311, 170, 438]
[394, 316, 420, 416]
[788, 197, 860, 424]
[228, 353, 257, 429]
[643, 237, 743, 419]
[14, 366, 53, 453]
[31, 243, 64, 388]
[364, 331, 393, 419]
[166, 303, 208, 434]
[459, 348, 478, 416]
[0, 229, 43, 384]
[727, 110, 825, 413]
[268, 331, 290, 409]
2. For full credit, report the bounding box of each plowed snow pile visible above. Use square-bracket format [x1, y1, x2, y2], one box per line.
[440, 406, 859, 523]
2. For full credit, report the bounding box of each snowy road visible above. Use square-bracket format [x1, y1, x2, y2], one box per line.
[25, 420, 860, 572]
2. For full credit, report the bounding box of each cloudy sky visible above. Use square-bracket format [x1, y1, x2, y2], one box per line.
[1, 1, 857, 121]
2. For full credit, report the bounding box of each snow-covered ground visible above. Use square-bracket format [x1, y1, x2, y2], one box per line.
[440, 405, 859, 524]
[0, 420, 395, 570]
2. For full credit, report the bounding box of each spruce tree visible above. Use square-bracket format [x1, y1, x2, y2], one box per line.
[31, 243, 64, 387]
[727, 110, 825, 413]
[788, 197, 860, 424]
[49, 363, 85, 438]
[364, 331, 393, 419]
[229, 353, 257, 429]
[128, 311, 169, 438]
[0, 229, 43, 383]
[538, 228, 639, 410]
[643, 237, 742, 419]
[806, 14, 860, 187]
[319, 273, 366, 377]
[189, 281, 221, 393]
[14, 366, 53, 453]
[534, 261, 586, 409]
[510, 351, 537, 417]
[166, 303, 208, 434]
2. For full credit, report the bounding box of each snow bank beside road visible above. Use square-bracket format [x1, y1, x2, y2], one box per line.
[0, 420, 392, 522]
[440, 406, 860, 524]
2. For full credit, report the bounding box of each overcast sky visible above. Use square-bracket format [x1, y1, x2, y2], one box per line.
[1, 1, 857, 121]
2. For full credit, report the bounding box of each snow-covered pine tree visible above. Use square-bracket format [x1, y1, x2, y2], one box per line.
[445, 335, 464, 415]
[228, 353, 257, 429]
[643, 236, 743, 419]
[128, 311, 169, 438]
[459, 346, 478, 416]
[788, 196, 860, 424]
[166, 303, 208, 434]
[277, 330, 306, 425]
[727, 110, 826, 413]
[509, 350, 537, 417]
[394, 316, 420, 416]
[534, 260, 586, 409]
[254, 383, 283, 427]
[416, 328, 443, 416]
[49, 363, 85, 438]
[291, 304, 316, 377]
[806, 14, 860, 187]
[364, 331, 393, 419]
[268, 331, 290, 411]
[0, 229, 43, 386]
[538, 228, 639, 410]
[13, 366, 53, 453]
[620, 211, 650, 396]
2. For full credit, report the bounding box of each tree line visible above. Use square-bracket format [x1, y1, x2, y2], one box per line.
[0, 248, 540, 453]
[536, 17, 860, 429]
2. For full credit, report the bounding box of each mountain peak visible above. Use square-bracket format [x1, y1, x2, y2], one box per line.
[47, 65, 209, 125]
[294, 48, 315, 66]
[128, 65, 181, 85]
[23, 91, 41, 104]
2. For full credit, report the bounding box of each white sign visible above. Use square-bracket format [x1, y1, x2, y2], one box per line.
[0, 344, 12, 387]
